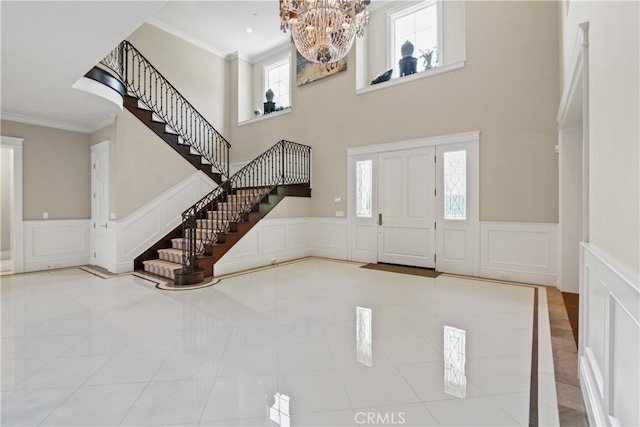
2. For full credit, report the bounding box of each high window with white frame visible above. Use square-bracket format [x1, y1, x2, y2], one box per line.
[388, 0, 441, 76]
[263, 56, 291, 109]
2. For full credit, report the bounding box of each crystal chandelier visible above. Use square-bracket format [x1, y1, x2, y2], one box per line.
[280, 0, 371, 64]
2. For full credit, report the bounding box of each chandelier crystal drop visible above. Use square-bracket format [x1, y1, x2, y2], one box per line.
[280, 0, 371, 64]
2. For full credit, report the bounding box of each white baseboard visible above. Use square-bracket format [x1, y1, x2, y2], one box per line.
[579, 243, 639, 427]
[479, 222, 558, 285]
[23, 220, 90, 272]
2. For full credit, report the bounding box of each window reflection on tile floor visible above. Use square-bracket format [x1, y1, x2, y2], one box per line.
[1, 259, 561, 426]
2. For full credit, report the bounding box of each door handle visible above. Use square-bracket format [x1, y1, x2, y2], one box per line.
[100, 223, 108, 229]
[378, 213, 383, 226]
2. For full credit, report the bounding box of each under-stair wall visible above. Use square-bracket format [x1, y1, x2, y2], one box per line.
[106, 109, 207, 219]
[105, 170, 217, 274]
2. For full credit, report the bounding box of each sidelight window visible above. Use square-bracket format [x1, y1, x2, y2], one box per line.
[356, 160, 373, 218]
[444, 150, 466, 220]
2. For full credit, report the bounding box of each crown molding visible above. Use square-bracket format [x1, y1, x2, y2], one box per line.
[1, 110, 117, 134]
[1, 111, 95, 133]
[228, 51, 252, 62]
[145, 17, 228, 59]
[250, 41, 292, 64]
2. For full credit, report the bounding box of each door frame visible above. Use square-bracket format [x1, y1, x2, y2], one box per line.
[90, 140, 110, 269]
[0, 136, 24, 274]
[557, 22, 590, 293]
[347, 131, 480, 274]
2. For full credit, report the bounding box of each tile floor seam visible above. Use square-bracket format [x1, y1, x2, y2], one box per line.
[36, 385, 83, 426]
[486, 393, 530, 426]
[1, 356, 57, 392]
[115, 379, 155, 426]
[319, 314, 358, 419]
[195, 328, 234, 426]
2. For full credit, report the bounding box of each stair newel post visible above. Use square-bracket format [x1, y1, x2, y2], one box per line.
[182, 207, 196, 274]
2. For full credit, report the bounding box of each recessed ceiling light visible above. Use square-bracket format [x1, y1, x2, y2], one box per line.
[246, 28, 253, 33]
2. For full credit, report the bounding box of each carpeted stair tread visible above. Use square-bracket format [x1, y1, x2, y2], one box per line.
[171, 237, 205, 250]
[195, 219, 226, 228]
[142, 259, 182, 279]
[157, 248, 182, 264]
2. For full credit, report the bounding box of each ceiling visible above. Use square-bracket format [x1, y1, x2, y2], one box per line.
[1, 1, 166, 133]
[148, 1, 291, 62]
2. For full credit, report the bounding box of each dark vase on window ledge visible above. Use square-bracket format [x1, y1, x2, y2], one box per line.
[399, 40, 418, 77]
[264, 88, 275, 114]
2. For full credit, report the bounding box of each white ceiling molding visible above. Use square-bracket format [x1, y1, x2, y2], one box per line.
[250, 41, 293, 65]
[145, 17, 228, 59]
[1, 112, 97, 134]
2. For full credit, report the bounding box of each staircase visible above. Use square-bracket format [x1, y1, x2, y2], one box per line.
[139, 140, 312, 285]
[123, 95, 224, 184]
[94, 40, 230, 181]
[138, 182, 311, 283]
[94, 41, 311, 286]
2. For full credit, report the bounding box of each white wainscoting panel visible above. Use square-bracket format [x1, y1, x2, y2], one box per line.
[215, 217, 348, 276]
[24, 220, 90, 272]
[579, 243, 639, 427]
[215, 218, 311, 276]
[310, 218, 348, 260]
[262, 223, 287, 253]
[480, 222, 558, 285]
[352, 223, 377, 263]
[110, 171, 216, 273]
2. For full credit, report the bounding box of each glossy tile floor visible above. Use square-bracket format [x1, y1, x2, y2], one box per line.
[1, 259, 558, 426]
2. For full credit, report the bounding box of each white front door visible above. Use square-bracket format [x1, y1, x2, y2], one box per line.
[91, 142, 109, 269]
[377, 147, 436, 268]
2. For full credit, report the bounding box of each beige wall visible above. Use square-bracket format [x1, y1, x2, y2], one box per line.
[237, 56, 253, 123]
[1, 120, 91, 220]
[267, 197, 312, 219]
[228, 1, 560, 223]
[127, 23, 230, 138]
[561, 1, 639, 274]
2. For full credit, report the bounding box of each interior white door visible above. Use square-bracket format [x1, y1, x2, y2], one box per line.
[378, 147, 436, 268]
[91, 143, 109, 269]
